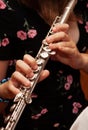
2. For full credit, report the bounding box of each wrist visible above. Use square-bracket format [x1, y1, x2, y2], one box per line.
[0, 97, 9, 103]
[0, 78, 10, 102]
[79, 53, 88, 72]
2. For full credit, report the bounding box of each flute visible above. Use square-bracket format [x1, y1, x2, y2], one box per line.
[0, 0, 77, 129]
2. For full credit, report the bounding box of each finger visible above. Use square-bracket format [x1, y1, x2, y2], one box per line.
[0, 81, 20, 99]
[16, 60, 34, 78]
[46, 32, 70, 43]
[23, 54, 38, 70]
[11, 71, 31, 87]
[52, 23, 69, 32]
[8, 85, 20, 98]
[51, 54, 69, 65]
[38, 70, 50, 82]
[49, 41, 75, 51]
[3, 80, 20, 99]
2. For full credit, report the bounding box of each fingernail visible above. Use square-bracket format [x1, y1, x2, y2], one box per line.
[33, 65, 38, 70]
[26, 72, 34, 78]
[25, 80, 30, 87]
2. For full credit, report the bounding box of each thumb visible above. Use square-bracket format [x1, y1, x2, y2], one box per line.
[38, 70, 50, 82]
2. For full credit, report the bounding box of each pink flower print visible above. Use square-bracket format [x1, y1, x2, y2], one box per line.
[77, 19, 83, 24]
[86, 3, 88, 8]
[72, 107, 78, 114]
[73, 102, 78, 107]
[1, 38, 9, 46]
[27, 29, 37, 38]
[9, 59, 16, 66]
[82, 46, 87, 52]
[31, 113, 41, 120]
[85, 22, 88, 33]
[73, 102, 82, 108]
[53, 123, 60, 128]
[0, 0, 6, 9]
[67, 75, 73, 84]
[9, 60, 13, 66]
[31, 93, 38, 98]
[64, 82, 71, 90]
[67, 95, 72, 99]
[31, 115, 39, 120]
[41, 108, 48, 115]
[17, 30, 27, 40]
[36, 113, 41, 117]
[72, 102, 82, 114]
[76, 102, 82, 108]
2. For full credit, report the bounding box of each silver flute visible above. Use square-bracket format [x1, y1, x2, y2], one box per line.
[0, 0, 77, 130]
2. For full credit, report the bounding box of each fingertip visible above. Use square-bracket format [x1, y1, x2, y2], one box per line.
[24, 80, 31, 87]
[44, 70, 50, 76]
[38, 70, 50, 82]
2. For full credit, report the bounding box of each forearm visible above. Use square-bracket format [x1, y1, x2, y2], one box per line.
[0, 78, 10, 99]
[0, 82, 8, 99]
[79, 53, 88, 73]
[0, 82, 9, 114]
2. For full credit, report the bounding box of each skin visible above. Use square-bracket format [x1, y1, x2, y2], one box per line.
[0, 55, 49, 112]
[0, 22, 88, 101]
[46, 23, 88, 72]
[0, 56, 49, 99]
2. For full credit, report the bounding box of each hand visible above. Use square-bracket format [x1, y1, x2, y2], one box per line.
[0, 54, 49, 99]
[45, 23, 82, 69]
[16, 54, 50, 82]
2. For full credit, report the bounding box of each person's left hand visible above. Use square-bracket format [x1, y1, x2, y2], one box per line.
[45, 23, 82, 69]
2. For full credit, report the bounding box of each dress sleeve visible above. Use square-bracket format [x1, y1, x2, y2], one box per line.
[75, 0, 88, 22]
[75, 0, 88, 51]
[0, 0, 26, 60]
[0, 9, 13, 60]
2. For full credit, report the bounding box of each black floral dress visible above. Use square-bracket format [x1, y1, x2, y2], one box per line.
[0, 0, 88, 130]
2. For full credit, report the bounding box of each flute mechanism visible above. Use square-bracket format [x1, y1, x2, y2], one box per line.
[0, 0, 77, 129]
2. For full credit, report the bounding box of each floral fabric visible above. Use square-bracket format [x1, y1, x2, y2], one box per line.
[0, 0, 88, 130]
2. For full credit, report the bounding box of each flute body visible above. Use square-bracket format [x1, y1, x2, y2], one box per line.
[0, 0, 77, 129]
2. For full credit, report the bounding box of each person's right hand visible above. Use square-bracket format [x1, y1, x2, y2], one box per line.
[0, 54, 50, 99]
